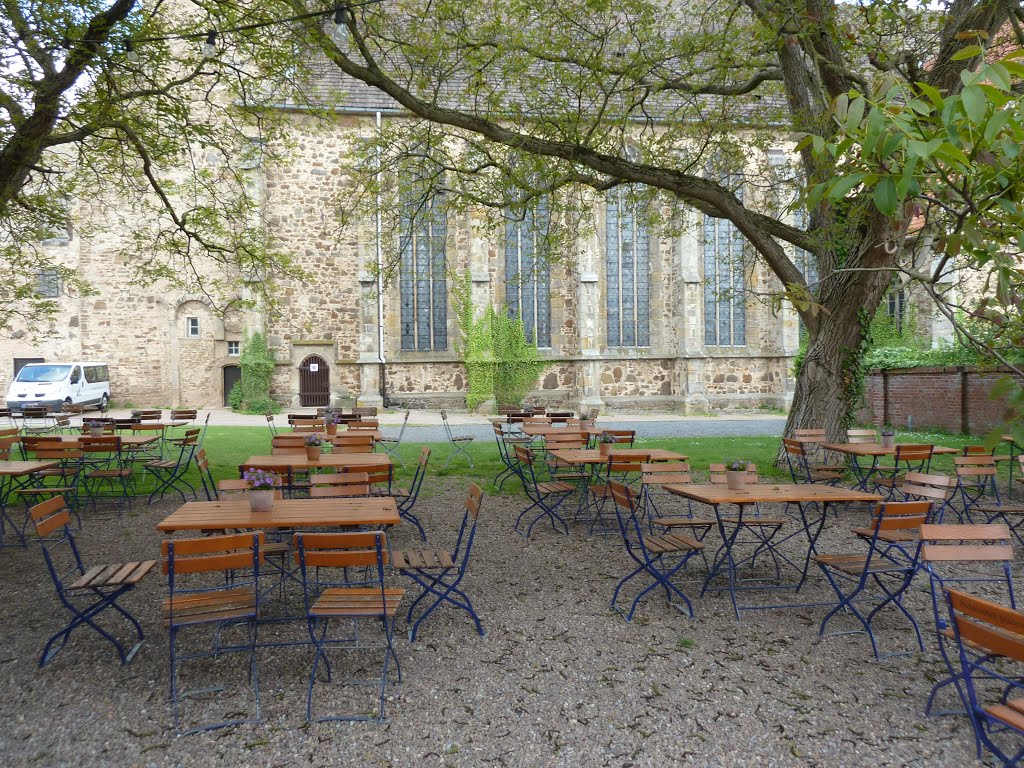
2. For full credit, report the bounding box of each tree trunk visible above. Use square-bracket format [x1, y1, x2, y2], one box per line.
[781, 264, 893, 455]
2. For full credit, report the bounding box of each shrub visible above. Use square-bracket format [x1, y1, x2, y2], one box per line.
[233, 332, 280, 414]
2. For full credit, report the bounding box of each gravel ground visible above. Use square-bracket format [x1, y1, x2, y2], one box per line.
[0, 480, 990, 767]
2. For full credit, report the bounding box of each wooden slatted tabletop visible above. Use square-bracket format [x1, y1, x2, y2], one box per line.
[522, 425, 609, 438]
[0, 460, 60, 476]
[157, 497, 400, 532]
[242, 453, 393, 471]
[821, 443, 960, 457]
[664, 483, 881, 505]
[551, 448, 687, 465]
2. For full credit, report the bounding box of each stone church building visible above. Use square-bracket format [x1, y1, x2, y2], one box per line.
[0, 83, 833, 413]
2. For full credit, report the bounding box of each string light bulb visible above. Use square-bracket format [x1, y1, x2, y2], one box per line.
[334, 5, 347, 33]
[124, 39, 139, 63]
[202, 30, 217, 58]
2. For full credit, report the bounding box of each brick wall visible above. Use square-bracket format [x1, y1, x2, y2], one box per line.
[859, 366, 1021, 434]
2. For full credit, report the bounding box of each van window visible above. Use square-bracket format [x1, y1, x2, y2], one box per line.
[69, 366, 81, 384]
[15, 364, 71, 383]
[84, 365, 108, 383]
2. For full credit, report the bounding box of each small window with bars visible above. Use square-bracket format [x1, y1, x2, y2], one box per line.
[399, 192, 448, 351]
[605, 188, 650, 347]
[505, 199, 551, 348]
[227, 341, 240, 356]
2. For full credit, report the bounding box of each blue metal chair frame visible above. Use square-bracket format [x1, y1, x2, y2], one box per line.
[511, 444, 572, 538]
[492, 423, 531, 490]
[920, 523, 1016, 719]
[814, 500, 929, 660]
[944, 587, 1024, 766]
[872, 444, 934, 499]
[396, 483, 484, 641]
[79, 435, 134, 514]
[390, 446, 430, 541]
[378, 409, 410, 469]
[196, 448, 218, 501]
[30, 496, 154, 667]
[164, 532, 262, 734]
[294, 531, 403, 723]
[15, 440, 86, 534]
[440, 409, 475, 468]
[609, 481, 701, 622]
[146, 429, 200, 503]
[782, 439, 843, 485]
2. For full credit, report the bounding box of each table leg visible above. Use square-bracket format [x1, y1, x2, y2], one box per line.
[0, 473, 25, 548]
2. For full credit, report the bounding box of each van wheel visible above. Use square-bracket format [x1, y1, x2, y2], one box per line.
[99, 393, 109, 411]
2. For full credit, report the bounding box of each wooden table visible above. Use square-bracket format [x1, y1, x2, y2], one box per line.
[50, 434, 160, 447]
[242, 453, 393, 471]
[822, 442, 959, 491]
[157, 496, 400, 532]
[0, 460, 59, 546]
[665, 483, 881, 618]
[522, 425, 612, 439]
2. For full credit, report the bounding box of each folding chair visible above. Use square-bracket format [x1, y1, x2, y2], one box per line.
[14, 441, 85, 528]
[492, 423, 530, 490]
[814, 500, 930, 659]
[265, 413, 278, 437]
[146, 429, 200, 503]
[163, 532, 262, 734]
[609, 481, 703, 622]
[642, 462, 716, 553]
[293, 531, 404, 722]
[873, 444, 934, 499]
[79, 435, 134, 513]
[195, 448, 219, 501]
[382, 446, 429, 541]
[847, 428, 879, 443]
[781, 438, 843, 484]
[349, 419, 379, 432]
[589, 452, 651, 535]
[30, 496, 155, 667]
[954, 455, 1002, 520]
[900, 471, 958, 523]
[170, 409, 198, 423]
[353, 406, 378, 418]
[132, 409, 162, 422]
[440, 409, 474, 468]
[511, 444, 573, 538]
[919, 523, 1015, 719]
[970, 457, 1024, 545]
[394, 483, 484, 641]
[595, 429, 635, 448]
[341, 460, 392, 496]
[944, 588, 1024, 765]
[377, 409, 410, 469]
[543, 431, 588, 484]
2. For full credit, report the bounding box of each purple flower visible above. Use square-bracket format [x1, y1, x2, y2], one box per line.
[243, 468, 279, 489]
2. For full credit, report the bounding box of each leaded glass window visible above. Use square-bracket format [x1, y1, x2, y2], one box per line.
[703, 174, 746, 346]
[504, 200, 551, 347]
[399, 192, 447, 351]
[605, 188, 650, 347]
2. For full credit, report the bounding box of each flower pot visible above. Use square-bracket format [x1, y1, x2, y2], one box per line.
[725, 471, 747, 491]
[305, 445, 321, 461]
[248, 489, 274, 512]
[325, 423, 338, 436]
[599, 443, 612, 456]
[580, 420, 595, 431]
[881, 435, 895, 450]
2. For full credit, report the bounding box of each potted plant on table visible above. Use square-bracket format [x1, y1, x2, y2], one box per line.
[724, 459, 751, 491]
[85, 419, 105, 437]
[598, 432, 616, 456]
[323, 410, 342, 436]
[881, 427, 896, 450]
[243, 468, 278, 512]
[304, 433, 323, 460]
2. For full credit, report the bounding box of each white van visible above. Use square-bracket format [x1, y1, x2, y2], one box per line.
[5, 362, 110, 412]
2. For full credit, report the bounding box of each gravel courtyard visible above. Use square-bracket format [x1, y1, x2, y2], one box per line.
[0, 479, 985, 767]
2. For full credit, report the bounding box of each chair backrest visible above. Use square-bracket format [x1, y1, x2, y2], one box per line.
[170, 409, 198, 421]
[900, 471, 955, 504]
[353, 406, 378, 418]
[272, 434, 306, 447]
[921, 523, 1014, 565]
[328, 433, 374, 453]
[177, 428, 201, 446]
[0, 435, 18, 460]
[546, 411, 575, 419]
[793, 428, 827, 443]
[349, 419, 379, 430]
[962, 444, 995, 456]
[33, 441, 83, 465]
[545, 432, 586, 451]
[847, 429, 878, 444]
[782, 438, 807, 457]
[641, 461, 693, 486]
[523, 415, 551, 425]
[30, 495, 75, 538]
[271, 444, 307, 456]
[607, 452, 651, 475]
[954, 455, 998, 488]
[310, 472, 371, 497]
[894, 443, 934, 464]
[945, 588, 1024, 663]
[29, 496, 85, 593]
[864, 500, 931, 537]
[84, 422, 119, 434]
[162, 533, 264, 609]
[132, 409, 162, 421]
[709, 463, 760, 484]
[0, 426, 19, 438]
[342, 461, 391, 489]
[293, 532, 389, 603]
[79, 435, 123, 457]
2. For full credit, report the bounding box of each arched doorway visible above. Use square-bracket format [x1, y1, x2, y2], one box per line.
[298, 355, 329, 407]
[223, 365, 241, 407]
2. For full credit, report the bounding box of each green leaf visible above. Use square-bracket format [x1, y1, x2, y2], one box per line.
[873, 176, 898, 216]
[961, 85, 987, 124]
[916, 82, 944, 108]
[827, 172, 868, 201]
[907, 138, 942, 158]
[986, 62, 1012, 91]
[951, 44, 983, 61]
[845, 96, 865, 133]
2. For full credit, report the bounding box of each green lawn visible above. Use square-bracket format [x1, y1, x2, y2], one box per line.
[176, 426, 1011, 498]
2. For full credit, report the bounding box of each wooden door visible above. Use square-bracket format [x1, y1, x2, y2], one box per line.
[298, 355, 329, 407]
[223, 365, 241, 407]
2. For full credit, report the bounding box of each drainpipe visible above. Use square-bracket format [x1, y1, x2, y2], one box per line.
[376, 111, 387, 405]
